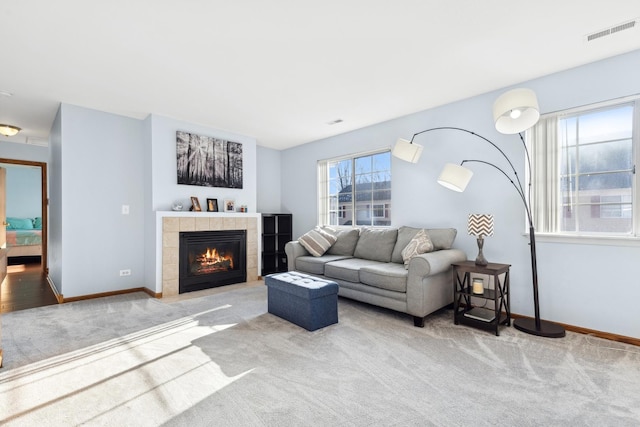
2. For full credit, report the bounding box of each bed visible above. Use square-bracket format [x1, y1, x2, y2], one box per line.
[5, 217, 42, 258]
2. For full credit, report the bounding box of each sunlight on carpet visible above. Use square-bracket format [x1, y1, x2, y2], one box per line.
[0, 304, 254, 426]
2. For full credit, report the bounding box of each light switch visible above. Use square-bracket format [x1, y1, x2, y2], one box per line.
[122, 205, 130, 215]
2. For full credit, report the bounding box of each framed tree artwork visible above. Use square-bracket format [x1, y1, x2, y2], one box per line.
[176, 131, 243, 188]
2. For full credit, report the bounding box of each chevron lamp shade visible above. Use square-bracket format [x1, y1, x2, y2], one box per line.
[468, 214, 494, 237]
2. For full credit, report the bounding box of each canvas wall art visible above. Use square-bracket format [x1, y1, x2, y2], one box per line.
[176, 131, 243, 188]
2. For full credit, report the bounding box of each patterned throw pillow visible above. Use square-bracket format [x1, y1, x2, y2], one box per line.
[298, 227, 337, 257]
[401, 229, 434, 269]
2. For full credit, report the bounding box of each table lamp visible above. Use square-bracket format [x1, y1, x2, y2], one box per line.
[468, 214, 494, 266]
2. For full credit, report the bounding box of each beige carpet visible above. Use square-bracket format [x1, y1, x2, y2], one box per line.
[1, 282, 639, 426]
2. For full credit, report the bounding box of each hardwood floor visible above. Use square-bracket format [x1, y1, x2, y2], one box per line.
[1, 259, 58, 313]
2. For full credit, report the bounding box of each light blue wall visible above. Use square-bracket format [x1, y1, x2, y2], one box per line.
[49, 106, 62, 292]
[281, 49, 640, 339]
[142, 116, 155, 296]
[2, 165, 41, 218]
[50, 104, 145, 298]
[0, 141, 48, 163]
[256, 145, 283, 214]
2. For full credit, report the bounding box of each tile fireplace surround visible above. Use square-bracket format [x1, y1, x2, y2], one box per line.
[157, 212, 261, 297]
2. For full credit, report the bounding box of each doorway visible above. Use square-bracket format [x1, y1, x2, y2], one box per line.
[0, 158, 54, 313]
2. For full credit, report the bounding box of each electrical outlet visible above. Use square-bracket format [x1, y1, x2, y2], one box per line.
[119, 269, 131, 277]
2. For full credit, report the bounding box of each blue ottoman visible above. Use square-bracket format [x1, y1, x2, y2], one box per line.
[265, 271, 339, 331]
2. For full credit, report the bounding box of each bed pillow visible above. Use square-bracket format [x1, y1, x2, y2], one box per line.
[298, 227, 337, 257]
[6, 217, 34, 230]
[401, 229, 434, 269]
[33, 217, 43, 229]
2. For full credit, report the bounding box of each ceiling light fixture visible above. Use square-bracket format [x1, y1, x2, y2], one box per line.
[0, 124, 22, 137]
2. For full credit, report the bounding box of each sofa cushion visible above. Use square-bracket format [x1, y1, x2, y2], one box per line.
[359, 263, 408, 293]
[401, 229, 434, 268]
[392, 226, 457, 263]
[296, 255, 353, 275]
[427, 228, 457, 250]
[324, 258, 385, 283]
[325, 228, 360, 256]
[353, 228, 398, 262]
[298, 227, 337, 257]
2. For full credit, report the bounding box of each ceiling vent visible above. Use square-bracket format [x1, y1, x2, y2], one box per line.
[586, 19, 637, 42]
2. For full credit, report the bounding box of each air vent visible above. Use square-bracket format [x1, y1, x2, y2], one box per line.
[586, 19, 637, 42]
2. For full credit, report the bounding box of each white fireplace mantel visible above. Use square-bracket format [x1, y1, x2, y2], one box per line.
[155, 211, 262, 297]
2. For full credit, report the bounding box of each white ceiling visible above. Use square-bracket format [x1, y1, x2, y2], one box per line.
[1, 1, 640, 150]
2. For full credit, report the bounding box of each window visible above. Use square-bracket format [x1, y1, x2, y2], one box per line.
[318, 150, 391, 227]
[529, 99, 638, 236]
[338, 205, 347, 219]
[372, 204, 387, 218]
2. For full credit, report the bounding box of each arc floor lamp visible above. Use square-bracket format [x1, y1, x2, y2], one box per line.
[393, 88, 565, 338]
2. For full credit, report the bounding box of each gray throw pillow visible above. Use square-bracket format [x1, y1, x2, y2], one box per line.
[325, 227, 360, 256]
[353, 228, 398, 262]
[298, 227, 337, 257]
[426, 228, 457, 250]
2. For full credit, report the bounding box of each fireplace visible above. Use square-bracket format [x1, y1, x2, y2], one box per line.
[179, 230, 247, 294]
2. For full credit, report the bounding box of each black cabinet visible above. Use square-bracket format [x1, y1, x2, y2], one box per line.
[261, 213, 292, 276]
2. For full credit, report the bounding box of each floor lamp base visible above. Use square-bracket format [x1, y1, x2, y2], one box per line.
[513, 317, 566, 338]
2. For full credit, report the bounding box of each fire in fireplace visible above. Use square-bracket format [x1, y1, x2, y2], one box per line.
[179, 230, 247, 294]
[191, 247, 234, 274]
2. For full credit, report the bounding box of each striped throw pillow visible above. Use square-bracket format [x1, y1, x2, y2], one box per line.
[298, 227, 337, 257]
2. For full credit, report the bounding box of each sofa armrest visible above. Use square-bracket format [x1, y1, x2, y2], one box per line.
[407, 249, 467, 277]
[406, 248, 467, 318]
[284, 241, 309, 271]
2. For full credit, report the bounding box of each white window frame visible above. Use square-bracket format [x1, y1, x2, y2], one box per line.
[317, 149, 391, 227]
[529, 95, 640, 245]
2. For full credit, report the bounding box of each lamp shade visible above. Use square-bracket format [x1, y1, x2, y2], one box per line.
[437, 163, 473, 192]
[392, 138, 423, 163]
[0, 124, 21, 137]
[468, 214, 494, 237]
[492, 88, 540, 134]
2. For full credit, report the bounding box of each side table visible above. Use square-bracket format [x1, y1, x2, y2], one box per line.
[452, 261, 511, 336]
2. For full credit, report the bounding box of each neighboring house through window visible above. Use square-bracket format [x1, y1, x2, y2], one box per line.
[318, 150, 391, 226]
[528, 97, 638, 237]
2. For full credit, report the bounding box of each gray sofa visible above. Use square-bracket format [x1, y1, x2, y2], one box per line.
[284, 226, 467, 327]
